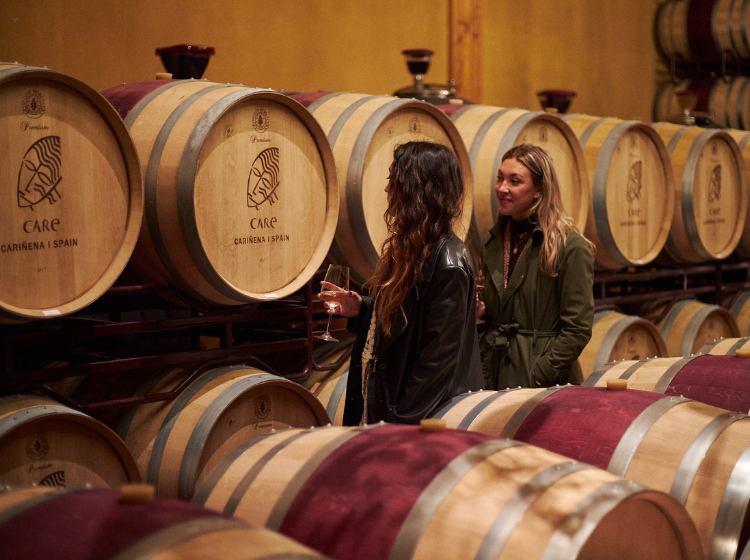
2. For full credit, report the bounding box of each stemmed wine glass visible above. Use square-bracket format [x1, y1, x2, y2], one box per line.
[317, 264, 350, 342]
[473, 258, 485, 298]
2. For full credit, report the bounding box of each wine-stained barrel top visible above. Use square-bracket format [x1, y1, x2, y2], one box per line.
[0, 65, 143, 320]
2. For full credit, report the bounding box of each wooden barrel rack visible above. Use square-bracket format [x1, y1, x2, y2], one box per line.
[0, 272, 353, 429]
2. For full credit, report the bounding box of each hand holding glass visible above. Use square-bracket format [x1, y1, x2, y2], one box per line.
[317, 265, 350, 342]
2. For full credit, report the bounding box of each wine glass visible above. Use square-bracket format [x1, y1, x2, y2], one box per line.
[473, 258, 485, 298]
[317, 264, 350, 342]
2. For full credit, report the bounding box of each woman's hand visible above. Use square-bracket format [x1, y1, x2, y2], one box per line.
[476, 293, 486, 324]
[319, 281, 362, 317]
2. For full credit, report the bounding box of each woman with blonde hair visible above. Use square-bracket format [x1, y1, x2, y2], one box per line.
[477, 143, 594, 390]
[321, 141, 483, 425]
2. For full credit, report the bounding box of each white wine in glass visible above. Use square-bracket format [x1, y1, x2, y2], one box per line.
[317, 264, 350, 342]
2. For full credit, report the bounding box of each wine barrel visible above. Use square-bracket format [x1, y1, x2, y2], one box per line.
[654, 77, 750, 129]
[645, 299, 741, 356]
[0, 394, 140, 488]
[723, 289, 750, 333]
[99, 79, 338, 306]
[117, 363, 329, 500]
[0, 63, 143, 322]
[0, 486, 328, 559]
[432, 385, 750, 559]
[654, 79, 692, 123]
[441, 104, 588, 254]
[193, 423, 702, 560]
[584, 353, 750, 413]
[562, 115, 674, 269]
[578, 311, 667, 381]
[725, 130, 750, 257]
[289, 92, 473, 283]
[651, 122, 747, 262]
[655, 0, 750, 62]
[303, 339, 353, 425]
[700, 335, 750, 353]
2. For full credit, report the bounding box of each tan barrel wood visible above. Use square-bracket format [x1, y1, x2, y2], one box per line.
[725, 129, 750, 257]
[652, 122, 747, 263]
[711, 78, 734, 128]
[0, 64, 143, 322]
[0, 487, 328, 559]
[564, 115, 674, 269]
[724, 290, 750, 335]
[578, 311, 667, 381]
[655, 300, 741, 356]
[304, 92, 473, 284]
[730, 0, 750, 58]
[431, 386, 750, 558]
[449, 104, 588, 254]
[671, 0, 692, 60]
[0, 394, 141, 488]
[714, 0, 735, 57]
[193, 425, 702, 560]
[303, 340, 353, 426]
[118, 80, 338, 305]
[117, 364, 329, 500]
[654, 79, 692, 122]
[656, 2, 677, 58]
[700, 336, 750, 354]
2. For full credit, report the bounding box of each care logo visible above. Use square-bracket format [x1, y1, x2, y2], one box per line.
[253, 108, 270, 133]
[22, 89, 45, 119]
[39, 471, 66, 488]
[26, 431, 49, 460]
[708, 165, 721, 203]
[538, 126, 547, 143]
[626, 161, 642, 203]
[247, 147, 280, 209]
[255, 395, 272, 419]
[18, 136, 63, 210]
[409, 117, 421, 137]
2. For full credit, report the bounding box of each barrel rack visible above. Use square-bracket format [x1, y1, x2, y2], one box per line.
[1, 260, 749, 423]
[0, 270, 353, 425]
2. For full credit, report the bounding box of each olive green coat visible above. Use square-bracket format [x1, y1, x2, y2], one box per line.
[480, 220, 594, 390]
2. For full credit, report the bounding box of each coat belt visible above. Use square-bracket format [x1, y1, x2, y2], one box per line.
[486, 323, 557, 349]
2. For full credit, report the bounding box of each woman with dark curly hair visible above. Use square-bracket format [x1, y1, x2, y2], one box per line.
[320, 141, 483, 425]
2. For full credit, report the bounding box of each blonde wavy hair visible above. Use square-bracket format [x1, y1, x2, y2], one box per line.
[502, 144, 594, 276]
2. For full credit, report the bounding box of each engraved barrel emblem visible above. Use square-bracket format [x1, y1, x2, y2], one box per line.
[708, 165, 721, 203]
[22, 89, 45, 119]
[26, 431, 49, 460]
[39, 471, 65, 488]
[247, 147, 280, 210]
[409, 117, 421, 137]
[255, 395, 271, 419]
[626, 161, 642, 203]
[18, 136, 62, 210]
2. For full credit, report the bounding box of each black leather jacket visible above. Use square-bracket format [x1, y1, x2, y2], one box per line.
[343, 233, 484, 425]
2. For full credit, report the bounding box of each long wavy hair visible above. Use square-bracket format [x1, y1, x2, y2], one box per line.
[502, 144, 594, 276]
[369, 141, 465, 335]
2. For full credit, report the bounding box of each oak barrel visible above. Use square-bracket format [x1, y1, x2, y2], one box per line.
[0, 63, 143, 322]
[100, 79, 338, 305]
[655, 0, 750, 62]
[724, 130, 750, 257]
[442, 104, 588, 254]
[651, 122, 747, 262]
[563, 114, 674, 269]
[585, 353, 750, 414]
[0, 486, 328, 559]
[193, 423, 701, 560]
[654, 77, 750, 129]
[645, 299, 741, 356]
[116, 363, 329, 500]
[303, 339, 353, 425]
[0, 394, 141, 488]
[432, 385, 750, 559]
[291, 92, 473, 284]
[700, 335, 750, 354]
[578, 310, 668, 381]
